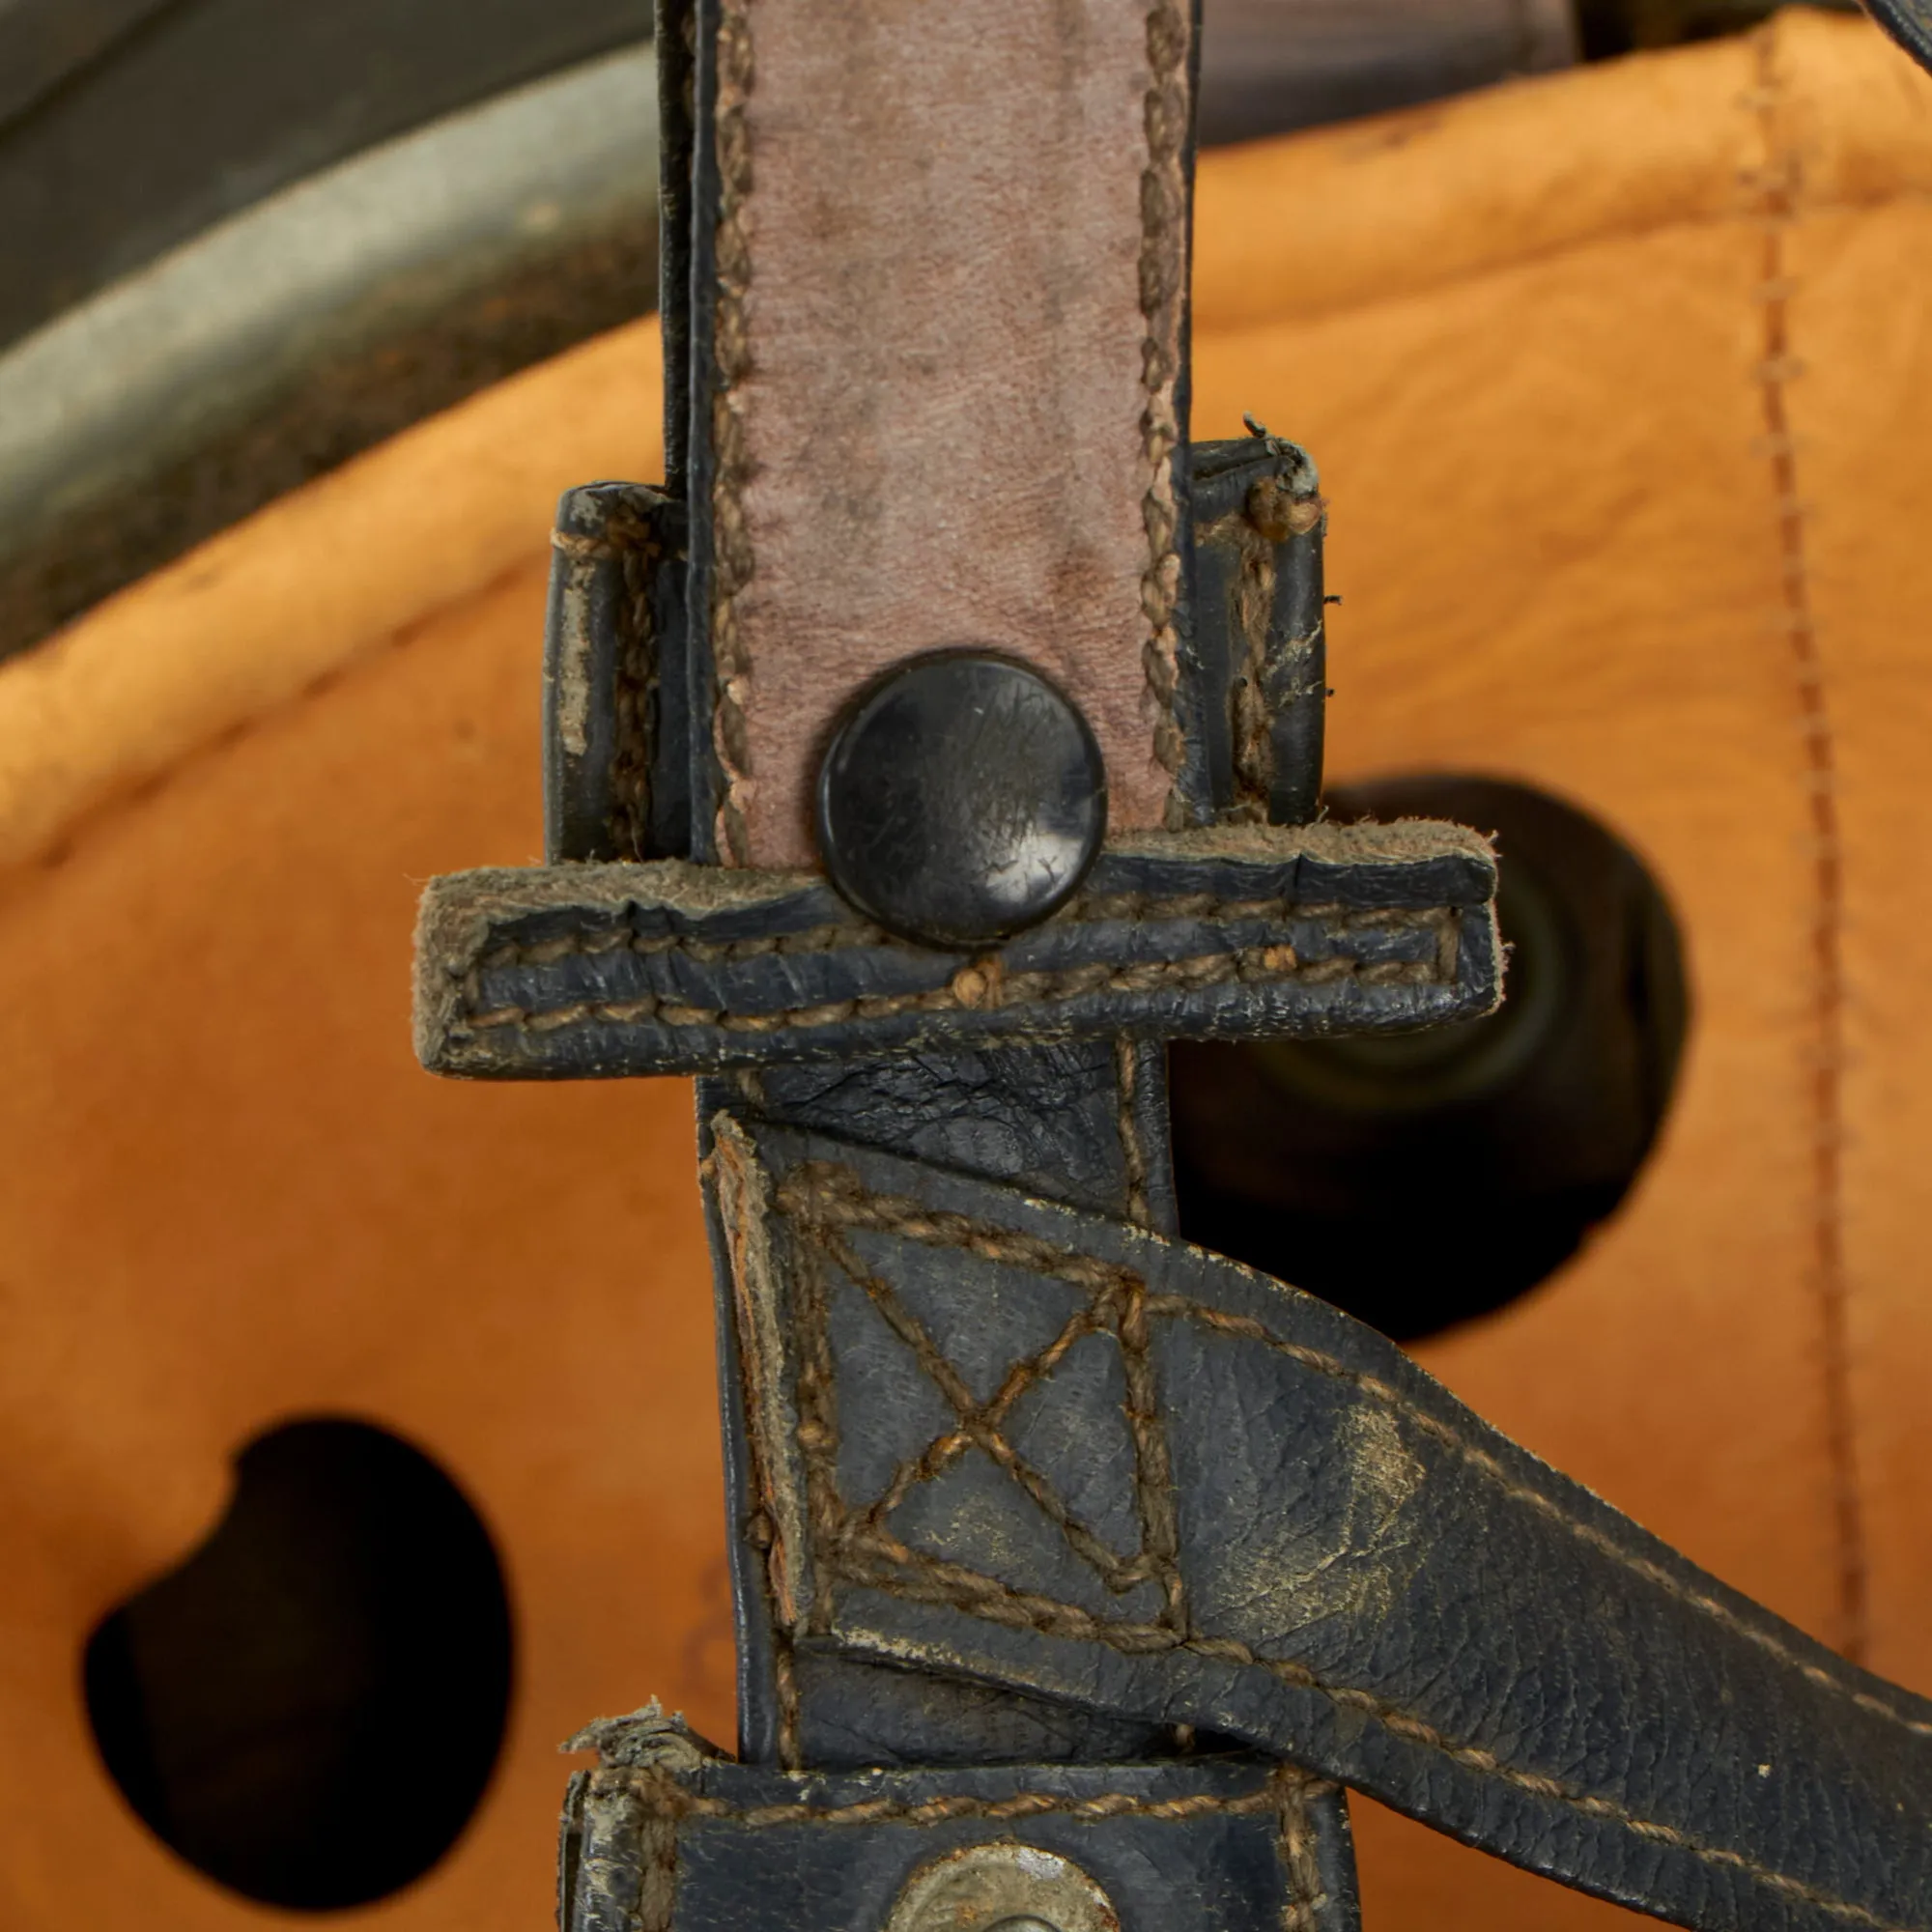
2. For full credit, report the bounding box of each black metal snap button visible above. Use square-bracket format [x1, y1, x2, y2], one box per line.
[814, 650, 1108, 951]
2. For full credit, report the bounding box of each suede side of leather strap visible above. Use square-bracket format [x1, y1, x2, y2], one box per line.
[688, 0, 1191, 866]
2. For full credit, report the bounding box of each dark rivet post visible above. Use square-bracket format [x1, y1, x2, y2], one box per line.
[815, 650, 1108, 950]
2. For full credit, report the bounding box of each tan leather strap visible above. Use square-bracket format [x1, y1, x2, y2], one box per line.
[696, 0, 1194, 867]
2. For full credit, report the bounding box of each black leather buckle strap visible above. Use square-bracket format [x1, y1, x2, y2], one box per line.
[413, 825, 1498, 1080]
[560, 1746, 1360, 1932]
[709, 1119, 1932, 1932]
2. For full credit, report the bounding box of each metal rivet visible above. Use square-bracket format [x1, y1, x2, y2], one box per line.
[884, 1843, 1117, 1932]
[815, 650, 1107, 950]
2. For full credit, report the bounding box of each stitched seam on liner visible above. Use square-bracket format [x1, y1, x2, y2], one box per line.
[708, 0, 754, 867]
[616, 1766, 1325, 1828]
[777, 1163, 1932, 1745]
[1139, 0, 1190, 827]
[458, 936, 1448, 1035]
[1194, 172, 1932, 342]
[1746, 19, 1867, 1669]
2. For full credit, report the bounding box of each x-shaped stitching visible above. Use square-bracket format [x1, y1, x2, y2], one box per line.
[797, 1208, 1185, 1618]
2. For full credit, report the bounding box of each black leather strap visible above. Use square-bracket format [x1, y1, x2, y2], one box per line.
[706, 1117, 1932, 1932]
[561, 1752, 1362, 1932]
[1863, 0, 1932, 73]
[413, 825, 1499, 1080]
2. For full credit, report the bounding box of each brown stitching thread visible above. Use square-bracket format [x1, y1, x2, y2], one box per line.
[859, 1300, 1106, 1529]
[838, 1522, 1183, 1651]
[779, 1164, 1932, 1744]
[1072, 892, 1444, 926]
[712, 1122, 804, 1624]
[810, 1210, 1181, 1610]
[1204, 480, 1322, 823]
[706, 1120, 807, 1770]
[1276, 1771, 1330, 1932]
[1116, 1037, 1155, 1229]
[787, 1229, 843, 1645]
[1120, 1273, 1187, 1628]
[459, 895, 1455, 1028]
[770, 1635, 801, 1774]
[829, 1528, 1907, 1932]
[1211, 500, 1277, 820]
[815, 1220, 1156, 1593]
[607, 508, 659, 861]
[463, 942, 1441, 1036]
[1747, 21, 1866, 1668]
[1139, 0, 1190, 829]
[620, 1766, 1290, 1829]
[482, 914, 883, 974]
[794, 1177, 1180, 1608]
[708, 0, 754, 867]
[634, 1794, 679, 1932]
[782, 1165, 1131, 1293]
[474, 896, 1453, 976]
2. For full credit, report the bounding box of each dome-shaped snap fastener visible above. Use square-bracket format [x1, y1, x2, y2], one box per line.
[815, 650, 1107, 950]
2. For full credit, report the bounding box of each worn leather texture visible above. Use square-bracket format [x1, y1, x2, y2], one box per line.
[708, 1118, 1932, 1932]
[544, 482, 690, 865]
[699, 1011, 1195, 1775]
[684, 0, 1193, 866]
[560, 1754, 1358, 1932]
[538, 428, 1333, 864]
[414, 826, 1499, 1079]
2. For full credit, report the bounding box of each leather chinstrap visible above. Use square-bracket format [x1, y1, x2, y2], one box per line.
[706, 1118, 1932, 1932]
